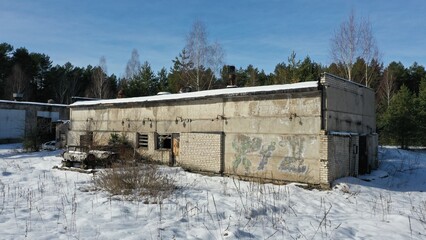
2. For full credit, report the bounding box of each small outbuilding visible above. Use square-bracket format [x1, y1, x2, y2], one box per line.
[0, 100, 69, 143]
[67, 73, 377, 187]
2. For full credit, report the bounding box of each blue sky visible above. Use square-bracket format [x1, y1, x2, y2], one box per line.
[1, 0, 425, 77]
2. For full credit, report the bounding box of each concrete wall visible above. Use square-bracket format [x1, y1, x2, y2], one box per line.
[67, 74, 378, 186]
[68, 90, 324, 184]
[321, 74, 376, 134]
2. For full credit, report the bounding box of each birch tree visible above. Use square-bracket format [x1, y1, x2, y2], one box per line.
[185, 20, 225, 91]
[330, 10, 379, 85]
[378, 68, 396, 107]
[91, 56, 109, 99]
[125, 49, 141, 80]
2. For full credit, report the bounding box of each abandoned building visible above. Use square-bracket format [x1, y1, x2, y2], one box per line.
[0, 100, 69, 143]
[67, 73, 377, 187]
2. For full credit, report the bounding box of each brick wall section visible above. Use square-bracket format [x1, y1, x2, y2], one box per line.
[178, 132, 223, 173]
[319, 131, 331, 185]
[319, 132, 359, 186]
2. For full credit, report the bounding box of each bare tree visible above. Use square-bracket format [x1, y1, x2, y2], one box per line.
[378, 68, 396, 107]
[125, 49, 141, 80]
[206, 41, 225, 89]
[10, 64, 27, 95]
[55, 69, 68, 104]
[91, 56, 110, 99]
[185, 20, 225, 91]
[5, 63, 29, 100]
[330, 10, 379, 85]
[360, 19, 380, 87]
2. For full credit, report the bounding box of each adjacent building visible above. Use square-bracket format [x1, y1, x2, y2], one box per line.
[0, 100, 69, 143]
[67, 73, 377, 187]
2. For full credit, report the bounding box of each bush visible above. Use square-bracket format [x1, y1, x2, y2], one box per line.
[93, 162, 175, 201]
[108, 133, 130, 146]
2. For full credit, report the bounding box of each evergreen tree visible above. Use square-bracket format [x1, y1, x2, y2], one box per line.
[0, 43, 13, 99]
[168, 49, 193, 93]
[245, 65, 259, 87]
[126, 61, 157, 97]
[157, 67, 169, 92]
[416, 80, 426, 145]
[298, 56, 322, 82]
[380, 85, 416, 149]
[387, 61, 409, 90]
[407, 62, 426, 94]
[287, 51, 300, 83]
[272, 62, 288, 84]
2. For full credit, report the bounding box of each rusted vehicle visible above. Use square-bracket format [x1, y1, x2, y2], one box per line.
[62, 145, 118, 169]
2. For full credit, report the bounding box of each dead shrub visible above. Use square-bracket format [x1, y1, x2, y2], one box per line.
[93, 162, 175, 201]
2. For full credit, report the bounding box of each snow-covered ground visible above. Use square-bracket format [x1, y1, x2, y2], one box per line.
[1, 144, 425, 239]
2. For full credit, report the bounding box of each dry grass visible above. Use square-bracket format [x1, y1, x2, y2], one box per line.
[93, 162, 175, 201]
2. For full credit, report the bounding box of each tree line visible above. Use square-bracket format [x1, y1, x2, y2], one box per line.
[0, 16, 425, 147]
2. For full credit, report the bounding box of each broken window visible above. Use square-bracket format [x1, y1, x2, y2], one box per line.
[137, 133, 149, 148]
[156, 134, 172, 150]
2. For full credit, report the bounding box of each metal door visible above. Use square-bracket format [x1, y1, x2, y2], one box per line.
[358, 136, 368, 174]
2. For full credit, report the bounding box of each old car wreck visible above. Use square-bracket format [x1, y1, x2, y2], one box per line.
[61, 145, 118, 169]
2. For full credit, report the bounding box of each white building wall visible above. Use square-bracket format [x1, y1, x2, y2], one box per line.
[0, 109, 25, 139]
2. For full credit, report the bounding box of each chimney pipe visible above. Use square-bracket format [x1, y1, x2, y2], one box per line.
[226, 65, 237, 88]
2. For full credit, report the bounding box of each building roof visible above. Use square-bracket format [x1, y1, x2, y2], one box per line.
[0, 100, 68, 107]
[70, 81, 319, 107]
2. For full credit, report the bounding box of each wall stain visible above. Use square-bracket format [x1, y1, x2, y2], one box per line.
[232, 135, 261, 172]
[278, 137, 308, 173]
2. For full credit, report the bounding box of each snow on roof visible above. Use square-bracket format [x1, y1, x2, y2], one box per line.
[71, 81, 318, 107]
[0, 99, 68, 107]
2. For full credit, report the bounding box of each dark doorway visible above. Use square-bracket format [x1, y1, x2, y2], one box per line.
[358, 136, 369, 174]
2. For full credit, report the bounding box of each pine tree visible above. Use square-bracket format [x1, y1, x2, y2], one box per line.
[380, 85, 416, 148]
[126, 61, 157, 97]
[416, 80, 426, 145]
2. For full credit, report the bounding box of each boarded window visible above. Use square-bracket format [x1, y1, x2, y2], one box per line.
[137, 133, 149, 148]
[157, 134, 171, 149]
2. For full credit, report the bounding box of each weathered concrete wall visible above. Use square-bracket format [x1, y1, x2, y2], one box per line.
[67, 75, 378, 186]
[68, 90, 323, 184]
[322, 74, 376, 134]
[221, 92, 322, 183]
[225, 133, 321, 183]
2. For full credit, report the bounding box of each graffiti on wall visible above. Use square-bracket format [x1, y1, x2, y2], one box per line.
[232, 135, 261, 172]
[232, 134, 309, 174]
[278, 136, 308, 173]
[257, 142, 276, 170]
